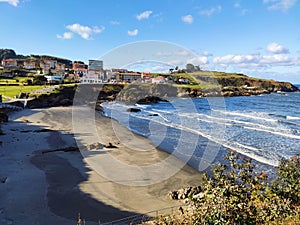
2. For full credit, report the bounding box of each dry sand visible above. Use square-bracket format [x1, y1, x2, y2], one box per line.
[0, 106, 202, 225]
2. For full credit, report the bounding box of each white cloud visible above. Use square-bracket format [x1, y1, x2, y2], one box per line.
[153, 13, 163, 22]
[156, 50, 192, 57]
[137, 10, 153, 20]
[0, 0, 19, 6]
[267, 42, 290, 54]
[234, 2, 241, 8]
[187, 57, 208, 65]
[213, 54, 259, 65]
[241, 9, 250, 15]
[263, 0, 297, 11]
[65, 23, 105, 40]
[182, 14, 194, 24]
[168, 59, 185, 66]
[110, 20, 120, 25]
[233, 2, 250, 15]
[260, 54, 292, 65]
[213, 52, 298, 69]
[128, 29, 138, 36]
[202, 51, 213, 57]
[176, 50, 192, 56]
[56, 32, 74, 40]
[200, 5, 222, 16]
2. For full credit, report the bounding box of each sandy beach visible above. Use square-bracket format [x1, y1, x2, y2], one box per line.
[0, 106, 202, 225]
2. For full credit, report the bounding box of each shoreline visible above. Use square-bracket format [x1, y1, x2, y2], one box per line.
[100, 101, 277, 177]
[0, 106, 202, 224]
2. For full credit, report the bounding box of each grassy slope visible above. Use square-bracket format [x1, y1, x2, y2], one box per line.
[0, 85, 50, 99]
[171, 71, 297, 91]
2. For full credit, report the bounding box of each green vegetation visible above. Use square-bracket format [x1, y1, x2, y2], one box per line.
[0, 85, 50, 99]
[154, 151, 300, 225]
[0, 76, 34, 85]
[173, 83, 221, 90]
[170, 73, 199, 84]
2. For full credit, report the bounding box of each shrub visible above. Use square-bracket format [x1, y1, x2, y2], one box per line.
[153, 151, 300, 225]
[272, 153, 300, 206]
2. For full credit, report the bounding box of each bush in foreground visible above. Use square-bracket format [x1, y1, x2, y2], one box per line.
[154, 151, 300, 225]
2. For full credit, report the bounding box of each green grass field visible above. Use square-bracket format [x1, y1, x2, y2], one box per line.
[0, 77, 33, 85]
[0, 85, 49, 99]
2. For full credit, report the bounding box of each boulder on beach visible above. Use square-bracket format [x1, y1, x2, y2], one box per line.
[86, 142, 105, 150]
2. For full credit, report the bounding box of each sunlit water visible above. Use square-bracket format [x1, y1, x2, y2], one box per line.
[102, 88, 300, 172]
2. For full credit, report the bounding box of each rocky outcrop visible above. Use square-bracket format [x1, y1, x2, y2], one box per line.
[27, 86, 76, 108]
[217, 77, 298, 93]
[116, 84, 179, 103]
[136, 96, 168, 104]
[27, 84, 124, 109]
[180, 80, 298, 98]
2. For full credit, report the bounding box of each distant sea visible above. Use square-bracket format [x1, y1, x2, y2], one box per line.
[102, 85, 300, 172]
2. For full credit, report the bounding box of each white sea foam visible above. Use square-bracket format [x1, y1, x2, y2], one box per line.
[245, 126, 300, 140]
[143, 110, 172, 122]
[213, 109, 278, 123]
[103, 102, 286, 167]
[127, 112, 279, 166]
[286, 116, 300, 120]
[195, 115, 298, 139]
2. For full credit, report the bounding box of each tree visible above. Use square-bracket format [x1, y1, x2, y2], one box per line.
[33, 76, 47, 85]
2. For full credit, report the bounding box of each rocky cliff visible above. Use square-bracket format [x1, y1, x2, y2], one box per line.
[26, 84, 123, 109]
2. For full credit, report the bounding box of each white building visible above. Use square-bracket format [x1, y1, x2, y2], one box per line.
[45, 75, 64, 83]
[79, 70, 105, 84]
[88, 60, 103, 71]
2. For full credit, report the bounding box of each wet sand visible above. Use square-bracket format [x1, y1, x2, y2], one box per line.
[0, 106, 202, 224]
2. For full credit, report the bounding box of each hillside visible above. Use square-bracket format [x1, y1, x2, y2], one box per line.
[171, 71, 298, 97]
[0, 49, 27, 60]
[0, 49, 72, 68]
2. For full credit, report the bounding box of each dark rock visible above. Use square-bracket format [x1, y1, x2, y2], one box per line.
[148, 114, 159, 116]
[0, 112, 8, 123]
[136, 96, 168, 104]
[127, 108, 141, 113]
[1, 177, 7, 183]
[95, 104, 104, 112]
[59, 98, 72, 106]
[105, 142, 118, 149]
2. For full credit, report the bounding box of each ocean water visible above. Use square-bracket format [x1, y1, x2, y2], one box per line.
[102, 87, 300, 172]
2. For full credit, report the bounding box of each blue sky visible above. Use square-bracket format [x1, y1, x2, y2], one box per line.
[0, 0, 299, 83]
